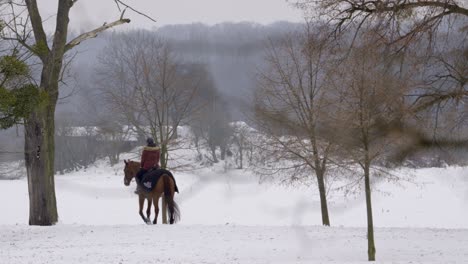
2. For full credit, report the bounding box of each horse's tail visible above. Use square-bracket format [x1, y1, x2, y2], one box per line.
[163, 174, 180, 224]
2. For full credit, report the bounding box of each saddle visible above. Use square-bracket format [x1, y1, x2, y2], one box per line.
[140, 168, 179, 193]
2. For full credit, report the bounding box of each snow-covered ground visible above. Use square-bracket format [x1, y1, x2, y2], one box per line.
[2, 225, 467, 264]
[1, 159, 467, 228]
[1, 153, 467, 263]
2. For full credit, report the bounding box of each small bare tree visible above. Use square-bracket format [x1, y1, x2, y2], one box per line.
[96, 119, 134, 166]
[255, 23, 338, 226]
[329, 35, 410, 261]
[187, 76, 231, 165]
[97, 31, 202, 168]
[231, 122, 255, 169]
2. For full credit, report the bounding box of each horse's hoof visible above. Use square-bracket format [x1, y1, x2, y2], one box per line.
[146, 221, 152, 225]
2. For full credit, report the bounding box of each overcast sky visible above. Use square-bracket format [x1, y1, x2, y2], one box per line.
[38, 0, 304, 32]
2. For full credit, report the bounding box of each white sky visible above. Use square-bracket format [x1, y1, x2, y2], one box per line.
[38, 0, 304, 32]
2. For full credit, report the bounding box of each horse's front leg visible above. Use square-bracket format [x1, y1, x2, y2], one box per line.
[152, 194, 161, 225]
[138, 195, 149, 224]
[146, 198, 152, 220]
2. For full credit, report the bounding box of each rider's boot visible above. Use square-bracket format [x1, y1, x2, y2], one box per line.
[134, 184, 145, 195]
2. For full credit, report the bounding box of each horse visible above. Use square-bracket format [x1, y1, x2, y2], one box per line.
[123, 160, 180, 224]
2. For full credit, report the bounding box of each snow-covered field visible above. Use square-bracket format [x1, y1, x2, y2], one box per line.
[2, 225, 467, 264]
[1, 153, 468, 263]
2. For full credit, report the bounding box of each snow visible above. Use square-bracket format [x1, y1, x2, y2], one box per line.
[1, 153, 468, 263]
[1, 225, 467, 264]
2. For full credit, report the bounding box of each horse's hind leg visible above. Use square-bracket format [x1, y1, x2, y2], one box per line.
[152, 194, 161, 225]
[138, 195, 149, 224]
[146, 198, 152, 220]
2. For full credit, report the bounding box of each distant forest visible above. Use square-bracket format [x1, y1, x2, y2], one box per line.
[61, 22, 301, 123]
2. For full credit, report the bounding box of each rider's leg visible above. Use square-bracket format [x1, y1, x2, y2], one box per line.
[134, 169, 148, 194]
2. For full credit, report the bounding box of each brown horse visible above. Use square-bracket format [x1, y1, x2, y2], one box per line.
[123, 160, 180, 224]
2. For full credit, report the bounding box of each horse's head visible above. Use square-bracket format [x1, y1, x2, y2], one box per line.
[123, 159, 139, 186]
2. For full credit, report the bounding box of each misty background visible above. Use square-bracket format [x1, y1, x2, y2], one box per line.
[0, 22, 299, 169]
[1, 20, 466, 174]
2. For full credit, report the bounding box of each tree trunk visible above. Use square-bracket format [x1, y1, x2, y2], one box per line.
[22, 0, 72, 226]
[160, 144, 168, 169]
[171, 122, 178, 139]
[220, 144, 226, 161]
[238, 144, 243, 169]
[210, 145, 218, 163]
[316, 172, 330, 226]
[364, 162, 376, 261]
[24, 44, 62, 226]
[24, 97, 58, 225]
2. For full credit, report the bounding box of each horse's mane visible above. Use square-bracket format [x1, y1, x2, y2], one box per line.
[128, 160, 140, 166]
[125, 160, 141, 172]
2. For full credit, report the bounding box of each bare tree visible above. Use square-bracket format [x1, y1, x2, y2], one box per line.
[231, 122, 255, 169]
[294, 0, 468, 157]
[97, 31, 203, 169]
[0, 0, 134, 225]
[254, 23, 338, 226]
[294, 0, 467, 44]
[328, 36, 410, 261]
[95, 120, 135, 166]
[205, 97, 232, 163]
[192, 116, 224, 164]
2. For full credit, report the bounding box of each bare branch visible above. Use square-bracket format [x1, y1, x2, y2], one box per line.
[64, 17, 131, 52]
[114, 0, 157, 22]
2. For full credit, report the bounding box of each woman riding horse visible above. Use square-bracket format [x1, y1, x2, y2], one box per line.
[135, 137, 160, 194]
[123, 137, 180, 224]
[124, 160, 180, 224]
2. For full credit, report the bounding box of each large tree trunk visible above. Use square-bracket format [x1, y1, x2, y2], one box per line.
[24, 43, 62, 225]
[316, 171, 330, 226]
[364, 161, 376, 261]
[24, 93, 58, 225]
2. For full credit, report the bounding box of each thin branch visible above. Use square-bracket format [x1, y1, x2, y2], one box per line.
[114, 0, 157, 22]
